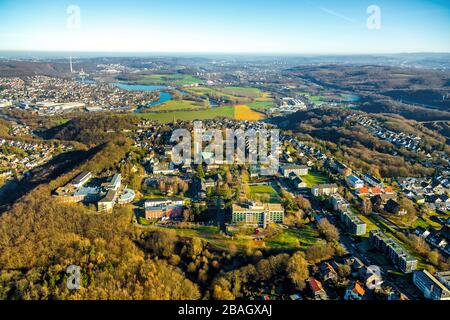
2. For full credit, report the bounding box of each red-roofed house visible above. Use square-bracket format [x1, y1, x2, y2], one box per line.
[308, 278, 328, 300]
[383, 187, 394, 194]
[370, 187, 382, 195]
[344, 281, 366, 300]
[358, 187, 370, 195]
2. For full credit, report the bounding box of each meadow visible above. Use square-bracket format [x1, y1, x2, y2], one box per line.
[149, 100, 207, 112]
[136, 106, 235, 123]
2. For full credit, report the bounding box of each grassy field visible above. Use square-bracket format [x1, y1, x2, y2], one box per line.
[137, 104, 267, 123]
[135, 106, 235, 123]
[150, 100, 207, 112]
[248, 101, 274, 109]
[265, 225, 320, 250]
[249, 185, 280, 202]
[302, 171, 330, 187]
[235, 105, 264, 121]
[186, 87, 242, 100]
[132, 74, 202, 86]
[221, 86, 262, 98]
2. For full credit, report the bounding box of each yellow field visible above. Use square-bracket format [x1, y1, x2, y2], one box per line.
[234, 105, 265, 121]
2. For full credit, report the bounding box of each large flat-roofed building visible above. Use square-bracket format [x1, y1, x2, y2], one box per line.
[102, 173, 121, 191]
[346, 175, 365, 189]
[144, 198, 185, 220]
[339, 211, 367, 236]
[98, 190, 117, 212]
[369, 230, 417, 273]
[54, 185, 85, 203]
[232, 201, 284, 228]
[311, 184, 339, 197]
[413, 270, 450, 300]
[118, 188, 136, 205]
[281, 164, 309, 177]
[330, 193, 350, 212]
[71, 171, 92, 188]
[73, 186, 102, 203]
[145, 198, 185, 208]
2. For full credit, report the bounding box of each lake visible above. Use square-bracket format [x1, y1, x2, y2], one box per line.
[112, 83, 173, 112]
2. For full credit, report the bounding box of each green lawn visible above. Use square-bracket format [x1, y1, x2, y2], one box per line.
[265, 225, 320, 250]
[249, 185, 280, 203]
[135, 106, 235, 123]
[302, 171, 330, 187]
[221, 86, 262, 98]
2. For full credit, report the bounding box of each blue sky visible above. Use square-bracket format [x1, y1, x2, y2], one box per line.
[0, 0, 449, 53]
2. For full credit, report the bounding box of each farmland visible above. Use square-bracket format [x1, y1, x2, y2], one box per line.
[149, 100, 207, 112]
[135, 106, 235, 123]
[235, 105, 264, 121]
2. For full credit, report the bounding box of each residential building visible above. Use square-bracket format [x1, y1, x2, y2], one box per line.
[311, 184, 339, 197]
[319, 262, 338, 282]
[231, 201, 284, 228]
[413, 270, 450, 300]
[346, 175, 365, 189]
[333, 161, 352, 177]
[361, 173, 384, 188]
[330, 193, 350, 212]
[339, 211, 367, 236]
[308, 278, 328, 300]
[369, 230, 417, 273]
[281, 164, 309, 177]
[344, 281, 366, 300]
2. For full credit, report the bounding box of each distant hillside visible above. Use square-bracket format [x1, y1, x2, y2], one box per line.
[272, 107, 445, 177]
[0, 59, 97, 78]
[284, 64, 450, 120]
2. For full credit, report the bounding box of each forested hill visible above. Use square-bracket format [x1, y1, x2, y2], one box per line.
[272, 107, 447, 178]
[43, 114, 139, 145]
